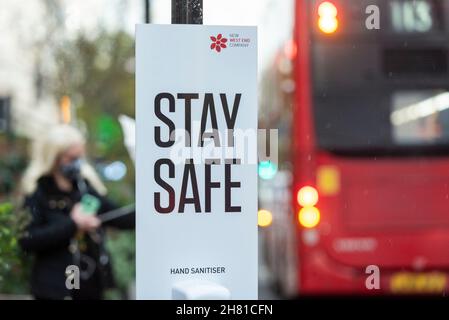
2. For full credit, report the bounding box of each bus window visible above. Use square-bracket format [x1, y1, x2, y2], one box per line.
[391, 90, 449, 145]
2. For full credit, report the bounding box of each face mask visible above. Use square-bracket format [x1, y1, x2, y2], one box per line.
[60, 159, 82, 180]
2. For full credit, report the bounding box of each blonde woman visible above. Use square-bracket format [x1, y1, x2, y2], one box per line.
[20, 124, 134, 300]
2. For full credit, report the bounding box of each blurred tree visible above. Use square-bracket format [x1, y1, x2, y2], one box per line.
[0, 135, 28, 199]
[0, 202, 31, 294]
[50, 30, 136, 298]
[0, 153, 27, 197]
[2, 0, 136, 298]
[104, 231, 136, 299]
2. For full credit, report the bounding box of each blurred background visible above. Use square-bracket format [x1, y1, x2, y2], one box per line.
[0, 0, 293, 299]
[2, 0, 449, 299]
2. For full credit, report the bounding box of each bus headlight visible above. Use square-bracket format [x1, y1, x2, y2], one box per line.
[298, 207, 321, 228]
[297, 186, 319, 207]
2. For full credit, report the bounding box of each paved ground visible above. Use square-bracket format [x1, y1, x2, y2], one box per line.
[258, 232, 281, 300]
[259, 282, 280, 300]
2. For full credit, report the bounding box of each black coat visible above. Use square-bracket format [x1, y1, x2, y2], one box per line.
[19, 175, 135, 300]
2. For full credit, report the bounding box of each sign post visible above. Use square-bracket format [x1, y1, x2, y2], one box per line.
[136, 13, 258, 301]
[171, 0, 203, 24]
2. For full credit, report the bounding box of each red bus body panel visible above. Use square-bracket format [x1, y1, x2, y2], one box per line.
[292, 0, 449, 294]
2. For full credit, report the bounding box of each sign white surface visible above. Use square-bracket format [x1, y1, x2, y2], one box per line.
[136, 24, 258, 299]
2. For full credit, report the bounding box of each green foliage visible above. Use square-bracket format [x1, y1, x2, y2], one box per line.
[0, 202, 31, 294]
[0, 135, 28, 195]
[0, 127, 31, 295]
[96, 115, 123, 155]
[105, 230, 135, 299]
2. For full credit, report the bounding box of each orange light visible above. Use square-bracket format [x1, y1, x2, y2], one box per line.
[298, 207, 321, 228]
[297, 186, 319, 207]
[60, 95, 71, 124]
[318, 17, 338, 34]
[258, 209, 273, 228]
[283, 39, 298, 60]
[318, 2, 339, 34]
[318, 1, 337, 17]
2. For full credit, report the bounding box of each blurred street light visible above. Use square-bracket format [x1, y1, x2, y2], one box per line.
[258, 160, 278, 180]
[60, 96, 71, 124]
[258, 209, 273, 228]
[103, 161, 128, 181]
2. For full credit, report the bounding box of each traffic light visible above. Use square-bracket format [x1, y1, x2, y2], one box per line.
[258, 160, 278, 180]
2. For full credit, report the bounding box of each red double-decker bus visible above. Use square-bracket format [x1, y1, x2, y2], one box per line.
[265, 0, 449, 295]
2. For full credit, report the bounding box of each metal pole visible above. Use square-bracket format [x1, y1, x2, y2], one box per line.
[171, 0, 203, 24]
[145, 0, 151, 23]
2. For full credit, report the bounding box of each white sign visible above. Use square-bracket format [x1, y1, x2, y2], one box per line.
[136, 24, 258, 299]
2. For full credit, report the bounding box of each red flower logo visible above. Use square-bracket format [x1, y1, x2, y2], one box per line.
[210, 34, 227, 53]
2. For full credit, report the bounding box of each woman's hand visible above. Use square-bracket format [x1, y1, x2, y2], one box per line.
[70, 203, 101, 232]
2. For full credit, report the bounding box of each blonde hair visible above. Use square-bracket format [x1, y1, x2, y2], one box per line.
[22, 124, 107, 196]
